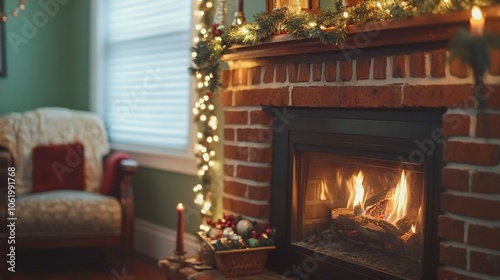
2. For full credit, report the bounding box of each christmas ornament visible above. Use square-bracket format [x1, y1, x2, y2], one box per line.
[223, 227, 234, 238]
[236, 219, 253, 235]
[209, 228, 222, 239]
[247, 238, 259, 248]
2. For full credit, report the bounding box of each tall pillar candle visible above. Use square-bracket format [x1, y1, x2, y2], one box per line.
[176, 203, 184, 254]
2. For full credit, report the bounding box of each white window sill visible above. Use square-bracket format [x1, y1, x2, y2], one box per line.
[111, 143, 197, 176]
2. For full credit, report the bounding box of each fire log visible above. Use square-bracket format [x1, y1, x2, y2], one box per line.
[396, 207, 419, 234]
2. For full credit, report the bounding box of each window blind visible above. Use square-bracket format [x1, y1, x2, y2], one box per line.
[103, 0, 192, 151]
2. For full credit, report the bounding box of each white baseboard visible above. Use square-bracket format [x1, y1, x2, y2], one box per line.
[134, 218, 199, 259]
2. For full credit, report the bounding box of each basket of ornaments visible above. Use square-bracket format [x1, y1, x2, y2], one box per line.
[198, 214, 276, 277]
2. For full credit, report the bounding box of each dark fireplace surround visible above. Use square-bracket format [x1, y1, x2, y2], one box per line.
[220, 9, 500, 280]
[270, 108, 443, 279]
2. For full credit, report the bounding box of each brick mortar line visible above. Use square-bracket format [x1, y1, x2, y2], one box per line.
[223, 193, 270, 205]
[446, 108, 500, 114]
[224, 142, 272, 148]
[223, 106, 265, 111]
[224, 176, 270, 187]
[443, 189, 500, 201]
[224, 141, 272, 148]
[441, 267, 499, 280]
[224, 124, 273, 129]
[225, 159, 272, 168]
[442, 241, 500, 259]
[446, 136, 500, 145]
[443, 212, 500, 228]
[444, 162, 500, 173]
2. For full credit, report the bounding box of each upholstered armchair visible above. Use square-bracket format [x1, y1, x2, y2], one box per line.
[0, 108, 138, 279]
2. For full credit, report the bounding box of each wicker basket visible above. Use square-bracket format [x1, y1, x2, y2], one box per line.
[198, 232, 276, 277]
[214, 247, 274, 277]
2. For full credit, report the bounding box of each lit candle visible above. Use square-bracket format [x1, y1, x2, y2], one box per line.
[470, 6, 484, 36]
[176, 203, 185, 255]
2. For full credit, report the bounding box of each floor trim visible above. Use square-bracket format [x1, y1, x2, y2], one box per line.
[134, 218, 199, 259]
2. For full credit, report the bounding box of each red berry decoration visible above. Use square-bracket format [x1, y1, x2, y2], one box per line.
[265, 228, 273, 235]
[251, 230, 258, 238]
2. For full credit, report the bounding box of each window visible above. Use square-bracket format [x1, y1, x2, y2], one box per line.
[91, 0, 196, 175]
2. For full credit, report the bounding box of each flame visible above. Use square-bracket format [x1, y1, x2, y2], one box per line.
[387, 171, 409, 224]
[320, 181, 328, 201]
[411, 224, 416, 233]
[471, 6, 483, 20]
[347, 171, 365, 210]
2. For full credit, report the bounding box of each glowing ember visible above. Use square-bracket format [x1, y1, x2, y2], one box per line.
[387, 171, 409, 224]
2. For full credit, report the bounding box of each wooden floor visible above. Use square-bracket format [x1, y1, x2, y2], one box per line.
[11, 248, 166, 280]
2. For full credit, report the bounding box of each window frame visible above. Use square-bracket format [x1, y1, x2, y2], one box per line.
[90, 0, 197, 176]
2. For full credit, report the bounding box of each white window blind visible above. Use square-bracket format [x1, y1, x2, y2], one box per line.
[103, 0, 192, 152]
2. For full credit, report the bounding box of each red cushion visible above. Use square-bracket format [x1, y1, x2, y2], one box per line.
[100, 151, 131, 196]
[32, 143, 85, 193]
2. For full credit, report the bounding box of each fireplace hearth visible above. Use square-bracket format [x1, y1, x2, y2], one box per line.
[270, 108, 443, 280]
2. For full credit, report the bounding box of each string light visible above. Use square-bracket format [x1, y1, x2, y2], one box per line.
[1, 0, 26, 23]
[191, 0, 220, 227]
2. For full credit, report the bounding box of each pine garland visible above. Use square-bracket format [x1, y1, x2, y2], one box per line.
[192, 0, 498, 82]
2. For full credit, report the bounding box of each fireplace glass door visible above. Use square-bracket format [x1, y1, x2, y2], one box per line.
[294, 151, 424, 279]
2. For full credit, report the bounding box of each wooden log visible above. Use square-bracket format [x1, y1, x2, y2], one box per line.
[396, 207, 419, 234]
[331, 208, 355, 219]
[354, 189, 393, 217]
[401, 231, 421, 260]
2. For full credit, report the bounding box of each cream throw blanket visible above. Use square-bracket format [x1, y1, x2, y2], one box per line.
[0, 108, 110, 194]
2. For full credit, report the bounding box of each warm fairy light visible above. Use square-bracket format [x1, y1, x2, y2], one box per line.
[192, 52, 197, 58]
[343, 11, 349, 18]
[206, 2, 213, 8]
[193, 184, 203, 192]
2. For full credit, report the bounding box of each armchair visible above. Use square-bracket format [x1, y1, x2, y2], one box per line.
[0, 108, 138, 279]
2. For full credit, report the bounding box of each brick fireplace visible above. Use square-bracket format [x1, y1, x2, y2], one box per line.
[220, 8, 500, 280]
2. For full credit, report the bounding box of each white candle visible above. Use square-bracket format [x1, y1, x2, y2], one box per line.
[470, 6, 485, 36]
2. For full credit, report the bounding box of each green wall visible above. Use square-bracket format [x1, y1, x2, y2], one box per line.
[0, 0, 89, 115]
[0, 0, 267, 235]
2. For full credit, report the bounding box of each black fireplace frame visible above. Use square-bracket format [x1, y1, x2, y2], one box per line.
[269, 108, 444, 280]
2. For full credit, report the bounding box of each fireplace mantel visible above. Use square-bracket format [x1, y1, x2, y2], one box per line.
[223, 6, 500, 61]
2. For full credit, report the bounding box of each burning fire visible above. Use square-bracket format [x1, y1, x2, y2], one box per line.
[345, 170, 410, 226]
[387, 171, 409, 224]
[346, 171, 366, 210]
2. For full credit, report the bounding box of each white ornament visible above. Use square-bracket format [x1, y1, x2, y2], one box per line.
[223, 227, 234, 238]
[236, 219, 253, 235]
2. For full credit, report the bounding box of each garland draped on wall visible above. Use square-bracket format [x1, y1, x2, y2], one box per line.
[190, 0, 499, 226]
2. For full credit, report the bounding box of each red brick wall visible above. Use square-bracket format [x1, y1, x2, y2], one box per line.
[221, 49, 500, 279]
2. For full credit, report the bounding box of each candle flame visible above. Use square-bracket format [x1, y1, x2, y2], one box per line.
[471, 6, 482, 20]
[177, 203, 184, 210]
